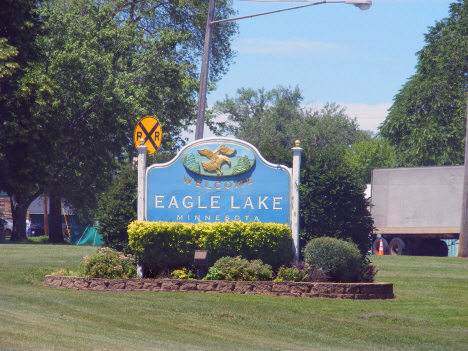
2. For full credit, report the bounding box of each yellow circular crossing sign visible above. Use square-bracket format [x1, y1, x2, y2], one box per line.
[133, 116, 162, 155]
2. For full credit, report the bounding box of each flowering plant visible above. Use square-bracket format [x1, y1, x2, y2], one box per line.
[170, 268, 195, 280]
[80, 247, 137, 279]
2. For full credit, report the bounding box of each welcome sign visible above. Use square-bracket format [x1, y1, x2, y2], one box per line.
[146, 138, 291, 224]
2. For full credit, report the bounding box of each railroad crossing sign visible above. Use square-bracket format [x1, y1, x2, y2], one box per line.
[133, 116, 162, 155]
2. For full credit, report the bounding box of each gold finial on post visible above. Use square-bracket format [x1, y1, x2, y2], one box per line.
[139, 138, 145, 146]
[295, 140, 301, 147]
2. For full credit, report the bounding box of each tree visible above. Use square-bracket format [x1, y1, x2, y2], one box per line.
[0, 0, 42, 76]
[300, 146, 374, 257]
[380, 0, 468, 167]
[105, 0, 238, 85]
[344, 138, 396, 184]
[0, 0, 53, 240]
[211, 86, 371, 166]
[95, 164, 137, 253]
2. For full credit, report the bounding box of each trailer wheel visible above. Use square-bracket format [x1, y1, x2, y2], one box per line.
[389, 237, 407, 255]
[372, 238, 389, 255]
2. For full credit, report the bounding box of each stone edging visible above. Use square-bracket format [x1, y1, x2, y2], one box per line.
[44, 276, 394, 299]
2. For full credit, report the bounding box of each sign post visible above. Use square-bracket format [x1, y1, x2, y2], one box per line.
[136, 139, 147, 278]
[291, 140, 303, 263]
[134, 116, 162, 277]
[136, 139, 148, 222]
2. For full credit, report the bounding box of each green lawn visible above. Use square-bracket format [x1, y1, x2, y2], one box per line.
[0, 243, 467, 351]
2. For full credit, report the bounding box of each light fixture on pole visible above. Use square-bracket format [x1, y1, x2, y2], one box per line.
[195, 0, 372, 140]
[345, 0, 372, 11]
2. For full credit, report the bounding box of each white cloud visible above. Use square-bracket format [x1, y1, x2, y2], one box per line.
[233, 38, 346, 57]
[312, 102, 391, 133]
[345, 103, 391, 133]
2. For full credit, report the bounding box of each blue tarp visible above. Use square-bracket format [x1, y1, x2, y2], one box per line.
[69, 225, 102, 246]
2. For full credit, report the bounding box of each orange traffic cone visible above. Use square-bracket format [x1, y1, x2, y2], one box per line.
[377, 239, 384, 256]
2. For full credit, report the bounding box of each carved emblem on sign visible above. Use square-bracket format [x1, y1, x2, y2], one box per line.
[182, 143, 255, 177]
[198, 145, 235, 175]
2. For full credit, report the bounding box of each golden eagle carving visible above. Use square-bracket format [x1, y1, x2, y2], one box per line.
[198, 144, 236, 176]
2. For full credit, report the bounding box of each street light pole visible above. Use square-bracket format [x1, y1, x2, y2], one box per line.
[194, 0, 372, 140]
[195, 0, 217, 141]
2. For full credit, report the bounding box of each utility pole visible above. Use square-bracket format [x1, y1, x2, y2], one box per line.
[195, 0, 216, 140]
[458, 92, 468, 257]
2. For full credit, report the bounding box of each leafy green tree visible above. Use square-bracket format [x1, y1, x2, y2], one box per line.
[344, 138, 396, 184]
[0, 0, 42, 76]
[0, 0, 53, 240]
[211, 85, 370, 166]
[104, 0, 238, 84]
[95, 164, 137, 253]
[380, 0, 468, 167]
[300, 146, 374, 257]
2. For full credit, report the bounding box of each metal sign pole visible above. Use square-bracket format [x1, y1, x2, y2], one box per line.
[195, 0, 217, 140]
[137, 140, 148, 222]
[136, 140, 148, 277]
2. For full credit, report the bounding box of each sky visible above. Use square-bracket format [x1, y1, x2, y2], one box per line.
[190, 0, 454, 140]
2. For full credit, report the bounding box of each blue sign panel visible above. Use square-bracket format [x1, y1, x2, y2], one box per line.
[146, 138, 291, 224]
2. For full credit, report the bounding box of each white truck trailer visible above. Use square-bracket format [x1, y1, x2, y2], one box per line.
[370, 166, 463, 256]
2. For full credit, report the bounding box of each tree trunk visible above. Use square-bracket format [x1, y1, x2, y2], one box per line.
[9, 190, 37, 241]
[48, 190, 63, 243]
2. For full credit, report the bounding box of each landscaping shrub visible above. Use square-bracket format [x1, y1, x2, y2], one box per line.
[203, 267, 223, 280]
[128, 221, 197, 276]
[196, 221, 292, 270]
[307, 268, 331, 282]
[204, 256, 273, 281]
[171, 268, 195, 280]
[80, 247, 137, 279]
[274, 262, 332, 282]
[303, 237, 361, 283]
[128, 221, 292, 275]
[275, 263, 308, 282]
